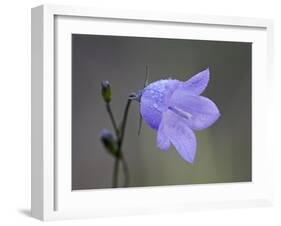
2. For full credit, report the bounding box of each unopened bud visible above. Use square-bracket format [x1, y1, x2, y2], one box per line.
[101, 81, 112, 103]
[100, 129, 118, 156]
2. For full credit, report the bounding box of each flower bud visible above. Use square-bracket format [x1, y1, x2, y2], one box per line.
[100, 129, 118, 156]
[101, 81, 112, 103]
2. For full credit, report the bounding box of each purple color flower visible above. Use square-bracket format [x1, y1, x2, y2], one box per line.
[140, 68, 220, 163]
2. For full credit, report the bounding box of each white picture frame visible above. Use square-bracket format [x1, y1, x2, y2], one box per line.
[31, 4, 274, 221]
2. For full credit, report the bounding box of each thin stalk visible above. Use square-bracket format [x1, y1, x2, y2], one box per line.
[117, 99, 131, 187]
[112, 158, 119, 188]
[119, 99, 132, 148]
[112, 153, 129, 187]
[120, 154, 129, 187]
[107, 99, 132, 188]
[105, 103, 120, 187]
[106, 103, 119, 136]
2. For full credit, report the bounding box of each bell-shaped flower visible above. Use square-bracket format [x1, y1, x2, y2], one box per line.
[140, 68, 220, 163]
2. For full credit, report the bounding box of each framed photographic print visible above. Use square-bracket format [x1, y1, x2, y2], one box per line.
[31, 4, 274, 221]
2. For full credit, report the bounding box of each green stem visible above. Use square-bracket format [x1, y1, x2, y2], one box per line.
[112, 153, 129, 187]
[112, 158, 119, 188]
[117, 99, 131, 187]
[119, 99, 132, 149]
[107, 99, 132, 188]
[106, 103, 119, 136]
[120, 154, 129, 187]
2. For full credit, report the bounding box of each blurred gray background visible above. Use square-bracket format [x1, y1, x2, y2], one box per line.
[72, 34, 252, 190]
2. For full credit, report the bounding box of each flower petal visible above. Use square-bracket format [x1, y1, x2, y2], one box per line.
[157, 118, 171, 151]
[140, 91, 162, 130]
[182, 68, 210, 95]
[161, 110, 197, 163]
[169, 89, 220, 131]
[140, 79, 180, 130]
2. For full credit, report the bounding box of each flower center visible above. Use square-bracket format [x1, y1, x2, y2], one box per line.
[168, 106, 192, 120]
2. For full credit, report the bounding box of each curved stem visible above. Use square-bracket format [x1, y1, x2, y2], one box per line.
[112, 155, 129, 188]
[119, 99, 132, 148]
[120, 154, 129, 187]
[105, 103, 120, 187]
[106, 99, 132, 188]
[117, 99, 131, 187]
[106, 103, 119, 137]
[112, 158, 119, 188]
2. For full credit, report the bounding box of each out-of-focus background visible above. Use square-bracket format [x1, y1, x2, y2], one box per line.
[72, 35, 252, 190]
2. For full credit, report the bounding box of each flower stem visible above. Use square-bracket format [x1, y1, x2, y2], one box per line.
[117, 99, 131, 187]
[119, 99, 132, 148]
[107, 99, 131, 188]
[120, 153, 129, 187]
[112, 157, 119, 188]
[106, 103, 119, 136]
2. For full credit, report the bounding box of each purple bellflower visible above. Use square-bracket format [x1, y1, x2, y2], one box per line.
[139, 68, 220, 163]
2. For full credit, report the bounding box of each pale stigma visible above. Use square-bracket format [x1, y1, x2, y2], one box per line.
[168, 106, 192, 120]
